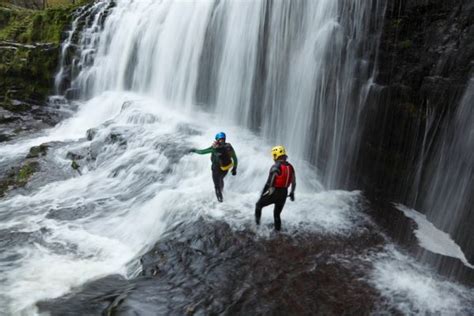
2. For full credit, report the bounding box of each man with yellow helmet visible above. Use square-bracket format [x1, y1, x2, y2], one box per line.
[255, 145, 296, 231]
[190, 132, 238, 202]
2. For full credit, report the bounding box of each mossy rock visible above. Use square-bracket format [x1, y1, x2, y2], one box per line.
[26, 143, 49, 158]
[1, 99, 31, 112]
[0, 2, 92, 44]
[16, 161, 39, 184]
[0, 2, 91, 107]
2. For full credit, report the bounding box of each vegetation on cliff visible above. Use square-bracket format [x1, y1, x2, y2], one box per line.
[0, 1, 89, 110]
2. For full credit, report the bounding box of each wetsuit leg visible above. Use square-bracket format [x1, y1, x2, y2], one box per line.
[273, 202, 284, 231]
[212, 165, 223, 202]
[220, 169, 228, 191]
[255, 193, 275, 225]
[212, 165, 228, 202]
[273, 189, 288, 231]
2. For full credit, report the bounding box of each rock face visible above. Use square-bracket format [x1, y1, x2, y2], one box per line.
[353, 0, 474, 264]
[0, 3, 85, 141]
[356, 0, 473, 201]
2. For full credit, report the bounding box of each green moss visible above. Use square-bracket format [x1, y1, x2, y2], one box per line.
[0, 1, 92, 108]
[0, 1, 92, 44]
[17, 161, 38, 184]
[0, 7, 66, 43]
[71, 159, 79, 170]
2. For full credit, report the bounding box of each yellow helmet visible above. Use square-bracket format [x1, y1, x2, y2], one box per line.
[271, 145, 286, 160]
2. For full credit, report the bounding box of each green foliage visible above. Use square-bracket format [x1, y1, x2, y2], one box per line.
[0, 3, 81, 106]
[0, 5, 75, 44]
[0, 1, 92, 108]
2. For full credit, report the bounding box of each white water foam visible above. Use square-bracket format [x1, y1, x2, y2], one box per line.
[395, 204, 474, 269]
[371, 246, 474, 315]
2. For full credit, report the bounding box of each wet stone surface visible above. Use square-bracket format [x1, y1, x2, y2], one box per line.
[38, 217, 393, 315]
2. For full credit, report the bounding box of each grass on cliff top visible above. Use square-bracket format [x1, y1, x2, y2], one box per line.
[0, 0, 89, 44]
[46, 0, 78, 8]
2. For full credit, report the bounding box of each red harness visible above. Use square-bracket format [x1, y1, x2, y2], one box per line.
[274, 163, 293, 188]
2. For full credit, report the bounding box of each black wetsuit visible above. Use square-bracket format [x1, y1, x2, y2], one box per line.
[193, 142, 238, 202]
[255, 159, 296, 230]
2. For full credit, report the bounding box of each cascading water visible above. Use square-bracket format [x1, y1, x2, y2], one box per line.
[0, 0, 473, 314]
[412, 78, 474, 273]
[54, 1, 113, 97]
[66, 0, 386, 188]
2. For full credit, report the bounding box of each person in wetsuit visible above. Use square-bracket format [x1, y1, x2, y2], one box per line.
[190, 132, 238, 202]
[255, 145, 296, 231]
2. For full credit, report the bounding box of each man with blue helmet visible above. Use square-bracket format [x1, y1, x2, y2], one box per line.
[190, 132, 238, 202]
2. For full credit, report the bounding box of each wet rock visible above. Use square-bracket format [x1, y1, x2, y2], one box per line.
[86, 128, 97, 141]
[39, 218, 391, 315]
[107, 132, 127, 147]
[26, 144, 49, 158]
[357, 0, 474, 201]
[0, 133, 10, 142]
[66, 151, 83, 160]
[0, 144, 46, 197]
[16, 161, 39, 184]
[37, 275, 133, 315]
[0, 111, 19, 124]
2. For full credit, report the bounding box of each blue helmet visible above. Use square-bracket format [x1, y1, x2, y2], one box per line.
[215, 132, 226, 140]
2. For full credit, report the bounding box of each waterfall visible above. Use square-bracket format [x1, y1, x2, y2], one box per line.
[415, 79, 474, 268]
[59, 0, 386, 189]
[3, 1, 474, 314]
[54, 1, 113, 97]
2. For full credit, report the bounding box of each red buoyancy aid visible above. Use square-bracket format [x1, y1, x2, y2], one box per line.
[274, 163, 293, 188]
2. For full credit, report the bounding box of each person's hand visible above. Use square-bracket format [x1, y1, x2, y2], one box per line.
[289, 192, 295, 201]
[263, 187, 274, 197]
[231, 168, 237, 176]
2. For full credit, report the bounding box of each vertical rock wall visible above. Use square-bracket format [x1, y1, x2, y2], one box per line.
[357, 0, 474, 263]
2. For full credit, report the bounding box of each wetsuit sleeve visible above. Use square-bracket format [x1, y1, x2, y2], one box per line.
[193, 146, 213, 155]
[230, 145, 238, 168]
[290, 164, 296, 194]
[262, 164, 280, 194]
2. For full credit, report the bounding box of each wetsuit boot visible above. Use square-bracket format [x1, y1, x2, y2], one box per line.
[215, 187, 223, 202]
[255, 207, 261, 225]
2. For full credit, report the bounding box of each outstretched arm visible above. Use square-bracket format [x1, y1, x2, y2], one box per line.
[191, 146, 213, 155]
